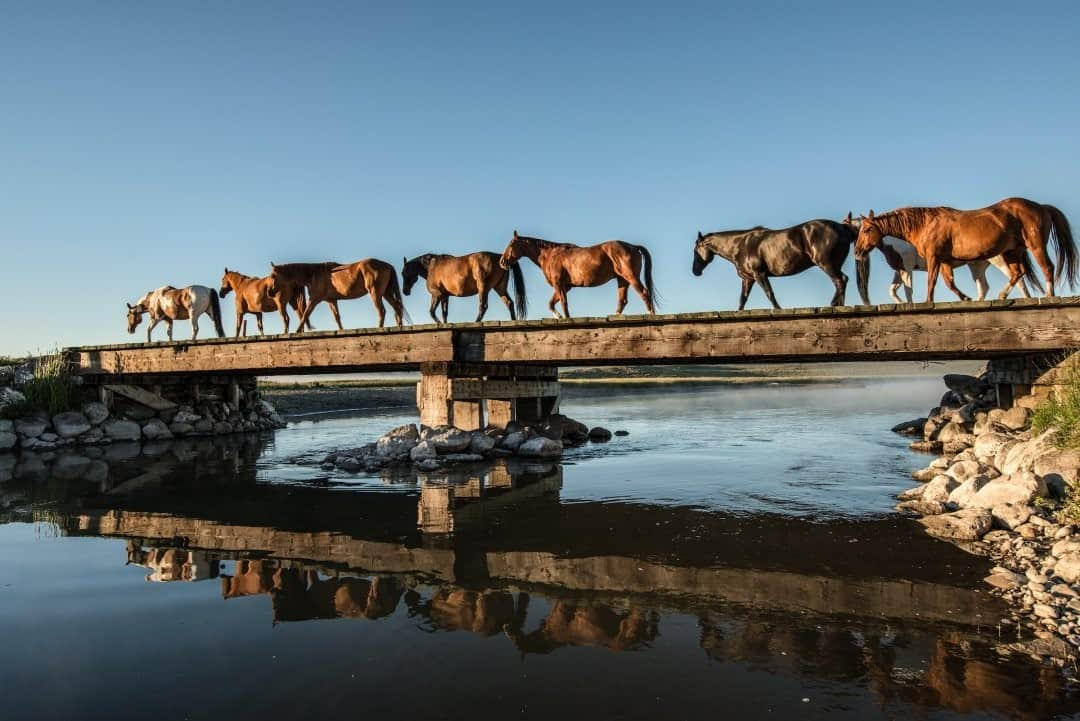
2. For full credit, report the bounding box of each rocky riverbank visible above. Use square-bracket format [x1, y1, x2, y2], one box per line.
[893, 371, 1080, 665]
[319, 414, 620, 474]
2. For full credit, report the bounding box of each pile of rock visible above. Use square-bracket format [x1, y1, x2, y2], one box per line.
[894, 372, 1080, 661]
[0, 397, 286, 454]
[321, 415, 616, 474]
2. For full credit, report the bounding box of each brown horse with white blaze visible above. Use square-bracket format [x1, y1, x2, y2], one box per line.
[401, 252, 527, 323]
[854, 198, 1076, 301]
[219, 268, 310, 336]
[276, 258, 409, 331]
[499, 231, 657, 318]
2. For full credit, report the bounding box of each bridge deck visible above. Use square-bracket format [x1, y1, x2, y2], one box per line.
[67, 297, 1080, 377]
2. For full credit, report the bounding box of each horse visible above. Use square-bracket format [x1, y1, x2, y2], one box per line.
[219, 268, 311, 336]
[842, 213, 1031, 303]
[401, 252, 527, 323]
[126, 285, 224, 342]
[498, 231, 657, 318]
[692, 219, 868, 310]
[274, 258, 409, 331]
[853, 198, 1075, 302]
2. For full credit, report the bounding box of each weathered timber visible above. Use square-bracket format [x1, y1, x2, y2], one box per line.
[102, 384, 178, 411]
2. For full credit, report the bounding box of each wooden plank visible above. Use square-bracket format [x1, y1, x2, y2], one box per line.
[449, 379, 561, 400]
[103, 384, 178, 411]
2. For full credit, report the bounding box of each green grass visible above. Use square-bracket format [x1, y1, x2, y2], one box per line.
[0, 352, 75, 419]
[1031, 354, 1080, 448]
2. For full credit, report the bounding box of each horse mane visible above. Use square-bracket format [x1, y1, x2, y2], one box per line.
[517, 235, 568, 250]
[271, 262, 340, 283]
[700, 227, 765, 245]
[870, 207, 940, 238]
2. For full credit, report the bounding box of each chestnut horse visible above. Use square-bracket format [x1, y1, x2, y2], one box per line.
[401, 252, 528, 323]
[854, 198, 1075, 301]
[276, 258, 409, 331]
[126, 285, 224, 342]
[498, 231, 657, 318]
[219, 268, 312, 336]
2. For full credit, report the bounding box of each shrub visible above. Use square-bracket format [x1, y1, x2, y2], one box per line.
[1031, 355, 1080, 448]
[10, 353, 75, 418]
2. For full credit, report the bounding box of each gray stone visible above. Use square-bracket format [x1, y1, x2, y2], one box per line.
[891, 418, 927, 435]
[169, 422, 194, 435]
[1034, 450, 1080, 492]
[40, 432, 59, 443]
[614, 430, 629, 437]
[1034, 603, 1060, 619]
[81, 401, 109, 425]
[945, 460, 984, 483]
[517, 437, 563, 458]
[376, 423, 420, 459]
[1000, 430, 1058, 476]
[102, 419, 142, 442]
[1054, 552, 1080, 583]
[500, 432, 526, 451]
[0, 431, 15, 451]
[442, 453, 485, 463]
[537, 414, 589, 443]
[468, 431, 496, 455]
[14, 418, 47, 439]
[991, 503, 1033, 530]
[410, 441, 438, 462]
[897, 484, 927, 501]
[895, 499, 947, 517]
[173, 409, 202, 424]
[416, 458, 440, 472]
[970, 471, 1047, 508]
[0, 387, 26, 411]
[213, 421, 233, 434]
[943, 436, 976, 454]
[193, 419, 214, 434]
[122, 405, 157, 422]
[336, 456, 363, 472]
[936, 421, 971, 443]
[947, 474, 991, 508]
[917, 507, 993, 540]
[428, 427, 472, 453]
[141, 418, 173, 440]
[78, 427, 105, 445]
[588, 426, 613, 442]
[984, 571, 1025, 590]
[996, 405, 1032, 431]
[922, 474, 960, 504]
[909, 440, 943, 453]
[974, 432, 1013, 462]
[944, 374, 985, 401]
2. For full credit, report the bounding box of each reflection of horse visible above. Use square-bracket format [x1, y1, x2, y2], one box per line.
[503, 601, 658, 654]
[842, 213, 1030, 303]
[854, 198, 1075, 301]
[401, 252, 528, 323]
[425, 589, 521, 635]
[126, 285, 225, 342]
[219, 268, 310, 335]
[499, 231, 657, 318]
[126, 542, 220, 583]
[272, 258, 409, 331]
[692, 219, 868, 309]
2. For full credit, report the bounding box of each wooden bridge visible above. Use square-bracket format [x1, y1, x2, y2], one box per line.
[66, 297, 1080, 428]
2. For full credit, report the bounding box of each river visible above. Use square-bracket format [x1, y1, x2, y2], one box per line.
[0, 378, 1076, 720]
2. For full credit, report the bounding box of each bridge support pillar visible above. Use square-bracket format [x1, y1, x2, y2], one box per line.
[417, 363, 560, 431]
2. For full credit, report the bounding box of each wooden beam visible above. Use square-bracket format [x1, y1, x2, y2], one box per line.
[103, 384, 177, 411]
[448, 379, 561, 400]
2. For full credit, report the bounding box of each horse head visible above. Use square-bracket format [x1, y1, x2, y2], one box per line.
[219, 267, 233, 297]
[854, 210, 884, 259]
[266, 263, 281, 297]
[126, 302, 145, 334]
[692, 231, 715, 276]
[499, 230, 530, 270]
[842, 211, 861, 229]
[401, 255, 428, 295]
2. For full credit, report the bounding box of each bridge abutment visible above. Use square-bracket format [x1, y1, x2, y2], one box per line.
[417, 363, 560, 431]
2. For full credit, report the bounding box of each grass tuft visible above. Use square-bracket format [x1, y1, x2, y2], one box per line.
[1, 352, 75, 419]
[1031, 354, 1080, 448]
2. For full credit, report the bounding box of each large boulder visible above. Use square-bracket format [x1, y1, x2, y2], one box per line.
[588, 427, 613, 442]
[944, 460, 984, 483]
[410, 441, 438, 462]
[52, 412, 91, 439]
[922, 474, 960, 504]
[989, 406, 1032, 432]
[990, 503, 1033, 530]
[891, 418, 927, 436]
[918, 507, 992, 540]
[537, 414, 589, 443]
[973, 432, 1013, 462]
[427, 427, 472, 454]
[468, 431, 495, 455]
[141, 418, 173, 440]
[81, 402, 110, 426]
[102, 419, 142, 442]
[969, 471, 1048, 508]
[947, 474, 991, 508]
[0, 419, 15, 451]
[936, 422, 971, 444]
[999, 430, 1058, 476]
[500, 431, 526, 452]
[0, 387, 26, 412]
[375, 423, 420, 459]
[944, 374, 987, 402]
[14, 417, 47, 439]
[173, 408, 202, 424]
[1055, 552, 1080, 584]
[517, 437, 563, 458]
[1034, 450, 1080, 494]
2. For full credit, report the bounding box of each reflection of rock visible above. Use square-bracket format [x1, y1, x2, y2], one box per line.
[505, 601, 658, 654]
[428, 589, 518, 635]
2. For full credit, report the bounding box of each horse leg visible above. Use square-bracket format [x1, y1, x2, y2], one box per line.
[370, 294, 387, 328]
[441, 297, 449, 323]
[327, 300, 344, 330]
[925, 259, 940, 303]
[997, 251, 1025, 300]
[615, 279, 629, 315]
[821, 266, 847, 306]
[738, 277, 755, 310]
[255, 312, 264, 336]
[548, 291, 562, 319]
[627, 275, 654, 314]
[1028, 244, 1056, 297]
[496, 288, 515, 320]
[901, 269, 914, 303]
[166, 319, 174, 341]
[939, 264, 969, 301]
[558, 284, 571, 318]
[969, 263, 989, 301]
[476, 286, 491, 322]
[888, 271, 903, 304]
[429, 294, 441, 324]
[146, 317, 160, 343]
[756, 274, 781, 309]
[191, 312, 199, 340]
[278, 303, 290, 335]
[235, 308, 244, 337]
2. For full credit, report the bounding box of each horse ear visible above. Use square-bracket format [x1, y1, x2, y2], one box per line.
[697, 231, 703, 240]
[844, 211, 852, 223]
[403, 256, 408, 266]
[513, 229, 519, 239]
[127, 302, 134, 310]
[867, 209, 875, 220]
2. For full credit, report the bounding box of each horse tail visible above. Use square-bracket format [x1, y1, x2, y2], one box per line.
[387, 271, 412, 325]
[634, 244, 660, 311]
[1045, 204, 1078, 290]
[855, 253, 871, 305]
[209, 289, 225, 338]
[1020, 251, 1046, 296]
[509, 261, 528, 319]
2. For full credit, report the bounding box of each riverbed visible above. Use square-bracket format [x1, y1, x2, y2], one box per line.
[0, 378, 1076, 720]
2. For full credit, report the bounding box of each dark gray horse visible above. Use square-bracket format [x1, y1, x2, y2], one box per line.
[691, 219, 870, 309]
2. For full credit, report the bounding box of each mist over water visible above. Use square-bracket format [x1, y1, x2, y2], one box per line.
[1, 378, 1077, 720]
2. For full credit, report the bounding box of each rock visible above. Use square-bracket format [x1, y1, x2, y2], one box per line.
[1034, 450, 1080, 493]
[588, 426, 613, 442]
[922, 474, 960, 503]
[944, 460, 984, 483]
[468, 432, 496, 455]
[0, 387, 26, 411]
[936, 421, 971, 443]
[897, 484, 927, 501]
[442, 453, 484, 463]
[1054, 552, 1080, 583]
[336, 456, 363, 472]
[944, 374, 986, 401]
[410, 441, 438, 462]
[999, 430, 1058, 476]
[537, 414, 589, 442]
[141, 418, 173, 440]
[40, 432, 59, 443]
[172, 409, 202, 424]
[917, 507, 992, 540]
[974, 432, 1013, 462]
[1034, 603, 1060, 620]
[0, 366, 13, 385]
[193, 419, 214, 434]
[500, 432, 526, 452]
[159, 408, 179, 424]
[1051, 584, 1079, 599]
[895, 499, 947, 517]
[122, 405, 157, 422]
[102, 419, 141, 441]
[428, 427, 472, 453]
[517, 437, 563, 458]
[169, 422, 194, 435]
[213, 421, 233, 434]
[943, 437, 976, 454]
[891, 418, 927, 435]
[375, 423, 420, 459]
[51, 454, 91, 480]
[996, 406, 1032, 431]
[947, 474, 991, 508]
[909, 440, 943, 453]
[991, 503, 1033, 530]
[970, 471, 1047, 508]
[984, 570, 1025, 590]
[0, 430, 15, 451]
[81, 402, 110, 426]
[78, 427, 104, 445]
[416, 458, 440, 472]
[1052, 538, 1080, 557]
[14, 418, 47, 439]
[614, 430, 629, 437]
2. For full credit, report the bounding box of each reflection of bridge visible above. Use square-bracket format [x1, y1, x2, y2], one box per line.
[65, 298, 1080, 428]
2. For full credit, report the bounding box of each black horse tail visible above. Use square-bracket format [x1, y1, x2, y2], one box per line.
[387, 271, 412, 325]
[1045, 204, 1078, 291]
[509, 261, 528, 319]
[634, 244, 660, 311]
[1019, 251, 1045, 296]
[855, 253, 871, 305]
[209, 289, 225, 338]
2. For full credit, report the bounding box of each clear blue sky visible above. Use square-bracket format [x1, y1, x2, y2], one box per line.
[2, 1, 1077, 354]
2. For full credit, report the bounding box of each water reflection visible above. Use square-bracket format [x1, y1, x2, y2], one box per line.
[3, 431, 1079, 719]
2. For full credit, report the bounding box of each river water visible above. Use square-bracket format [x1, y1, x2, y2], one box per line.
[0, 378, 1076, 720]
